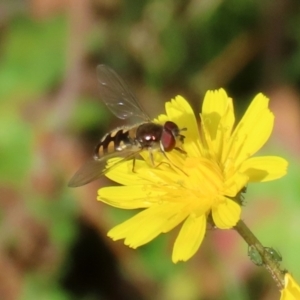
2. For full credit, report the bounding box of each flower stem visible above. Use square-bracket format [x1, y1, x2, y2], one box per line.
[234, 219, 285, 289]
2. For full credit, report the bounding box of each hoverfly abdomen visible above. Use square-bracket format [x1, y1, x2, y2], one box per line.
[94, 128, 135, 159]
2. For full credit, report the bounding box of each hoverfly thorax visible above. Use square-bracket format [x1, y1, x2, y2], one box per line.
[135, 123, 163, 150]
[68, 65, 187, 187]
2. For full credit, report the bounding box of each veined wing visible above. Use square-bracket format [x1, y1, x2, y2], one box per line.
[68, 148, 141, 187]
[97, 64, 150, 121]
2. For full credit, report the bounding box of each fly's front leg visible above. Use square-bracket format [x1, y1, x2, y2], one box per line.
[153, 157, 188, 176]
[131, 157, 136, 173]
[148, 149, 155, 167]
[155, 161, 172, 169]
[147, 148, 170, 169]
[158, 149, 189, 177]
[175, 147, 187, 154]
[153, 149, 172, 169]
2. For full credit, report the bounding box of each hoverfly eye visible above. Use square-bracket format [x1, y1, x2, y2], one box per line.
[164, 121, 179, 133]
[161, 121, 179, 152]
[161, 130, 176, 151]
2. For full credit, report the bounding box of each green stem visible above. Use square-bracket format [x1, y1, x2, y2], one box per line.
[234, 219, 285, 290]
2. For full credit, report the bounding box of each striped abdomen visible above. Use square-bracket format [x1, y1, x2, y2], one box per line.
[94, 126, 138, 159]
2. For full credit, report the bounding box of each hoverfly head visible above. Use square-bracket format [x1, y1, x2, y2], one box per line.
[161, 121, 186, 152]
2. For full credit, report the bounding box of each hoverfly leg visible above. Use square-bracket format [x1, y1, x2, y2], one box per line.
[175, 147, 187, 154]
[156, 150, 189, 177]
[172, 164, 188, 177]
[155, 158, 188, 177]
[160, 149, 170, 161]
[148, 149, 156, 167]
[131, 157, 137, 173]
[154, 161, 172, 169]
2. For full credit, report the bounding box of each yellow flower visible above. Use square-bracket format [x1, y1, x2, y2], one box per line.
[97, 89, 288, 263]
[280, 273, 300, 300]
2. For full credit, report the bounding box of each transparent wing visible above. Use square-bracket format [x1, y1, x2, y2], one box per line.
[97, 64, 150, 121]
[68, 148, 140, 187]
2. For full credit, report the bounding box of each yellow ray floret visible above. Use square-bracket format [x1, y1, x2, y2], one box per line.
[280, 273, 300, 300]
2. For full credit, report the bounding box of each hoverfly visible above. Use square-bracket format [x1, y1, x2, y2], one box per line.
[68, 65, 186, 187]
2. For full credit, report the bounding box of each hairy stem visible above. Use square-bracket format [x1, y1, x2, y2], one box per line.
[234, 219, 285, 289]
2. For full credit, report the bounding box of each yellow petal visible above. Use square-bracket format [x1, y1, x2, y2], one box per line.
[137, 165, 185, 184]
[165, 96, 200, 145]
[239, 156, 288, 182]
[98, 185, 165, 209]
[105, 159, 150, 185]
[202, 89, 231, 121]
[172, 214, 206, 263]
[183, 140, 204, 158]
[162, 205, 191, 233]
[201, 89, 235, 159]
[280, 273, 300, 300]
[224, 93, 274, 168]
[212, 198, 241, 229]
[183, 157, 224, 201]
[224, 172, 248, 197]
[108, 203, 183, 248]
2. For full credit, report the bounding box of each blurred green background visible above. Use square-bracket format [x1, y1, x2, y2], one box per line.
[1, 0, 300, 299]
